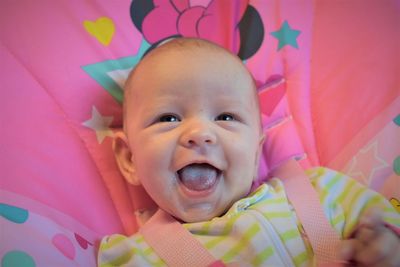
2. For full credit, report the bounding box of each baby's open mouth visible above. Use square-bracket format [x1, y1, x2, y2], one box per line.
[177, 163, 220, 192]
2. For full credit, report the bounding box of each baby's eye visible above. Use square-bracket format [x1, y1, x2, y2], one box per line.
[158, 114, 180, 122]
[216, 113, 235, 121]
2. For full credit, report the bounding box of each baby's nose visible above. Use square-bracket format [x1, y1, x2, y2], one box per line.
[180, 122, 217, 148]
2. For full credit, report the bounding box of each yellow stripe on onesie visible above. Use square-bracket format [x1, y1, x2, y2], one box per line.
[98, 167, 400, 266]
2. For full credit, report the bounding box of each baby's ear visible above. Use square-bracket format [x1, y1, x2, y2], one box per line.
[113, 131, 141, 186]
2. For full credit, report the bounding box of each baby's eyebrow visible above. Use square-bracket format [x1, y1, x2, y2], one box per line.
[140, 100, 179, 116]
[216, 97, 255, 111]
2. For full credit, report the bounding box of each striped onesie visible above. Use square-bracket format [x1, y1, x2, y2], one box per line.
[98, 167, 400, 266]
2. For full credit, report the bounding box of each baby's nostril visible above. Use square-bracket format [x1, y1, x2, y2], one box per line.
[188, 138, 210, 145]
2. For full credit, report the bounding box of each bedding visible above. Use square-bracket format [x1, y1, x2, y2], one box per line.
[1, 0, 399, 266]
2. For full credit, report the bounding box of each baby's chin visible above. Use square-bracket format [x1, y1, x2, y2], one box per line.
[169, 193, 250, 223]
[176, 213, 218, 224]
[172, 204, 228, 223]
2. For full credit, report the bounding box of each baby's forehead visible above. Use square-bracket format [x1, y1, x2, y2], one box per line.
[123, 38, 257, 117]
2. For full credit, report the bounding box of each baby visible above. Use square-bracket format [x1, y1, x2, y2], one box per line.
[98, 38, 400, 266]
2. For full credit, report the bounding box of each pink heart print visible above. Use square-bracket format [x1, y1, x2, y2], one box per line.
[74, 232, 93, 250]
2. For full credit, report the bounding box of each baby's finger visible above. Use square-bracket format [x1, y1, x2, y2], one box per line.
[379, 251, 400, 267]
[365, 249, 400, 267]
[355, 226, 377, 244]
[353, 227, 399, 265]
[359, 208, 384, 228]
[338, 239, 358, 261]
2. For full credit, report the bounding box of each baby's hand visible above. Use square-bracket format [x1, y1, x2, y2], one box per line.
[339, 209, 400, 266]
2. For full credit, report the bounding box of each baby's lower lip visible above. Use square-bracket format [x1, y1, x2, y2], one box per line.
[178, 173, 220, 198]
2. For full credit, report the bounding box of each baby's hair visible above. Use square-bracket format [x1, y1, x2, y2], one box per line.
[122, 37, 262, 132]
[144, 37, 223, 56]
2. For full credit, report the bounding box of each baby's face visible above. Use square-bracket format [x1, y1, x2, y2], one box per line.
[122, 46, 263, 222]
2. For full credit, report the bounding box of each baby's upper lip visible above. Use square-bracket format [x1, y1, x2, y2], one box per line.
[176, 158, 222, 172]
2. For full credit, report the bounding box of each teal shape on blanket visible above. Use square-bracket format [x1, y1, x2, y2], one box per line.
[0, 203, 29, 224]
[270, 20, 301, 51]
[394, 156, 400, 175]
[394, 114, 400, 126]
[1, 250, 36, 267]
[82, 39, 150, 104]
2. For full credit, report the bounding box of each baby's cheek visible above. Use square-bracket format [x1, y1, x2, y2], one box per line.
[227, 174, 253, 199]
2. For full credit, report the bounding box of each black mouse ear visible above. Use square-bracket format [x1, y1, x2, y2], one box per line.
[130, 0, 155, 33]
[237, 5, 264, 60]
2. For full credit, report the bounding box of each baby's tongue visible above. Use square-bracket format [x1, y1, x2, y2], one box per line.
[179, 164, 217, 191]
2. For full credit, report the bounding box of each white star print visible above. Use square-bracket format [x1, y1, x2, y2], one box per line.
[82, 106, 114, 144]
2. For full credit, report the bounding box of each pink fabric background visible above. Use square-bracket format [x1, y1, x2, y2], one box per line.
[1, 0, 399, 265]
